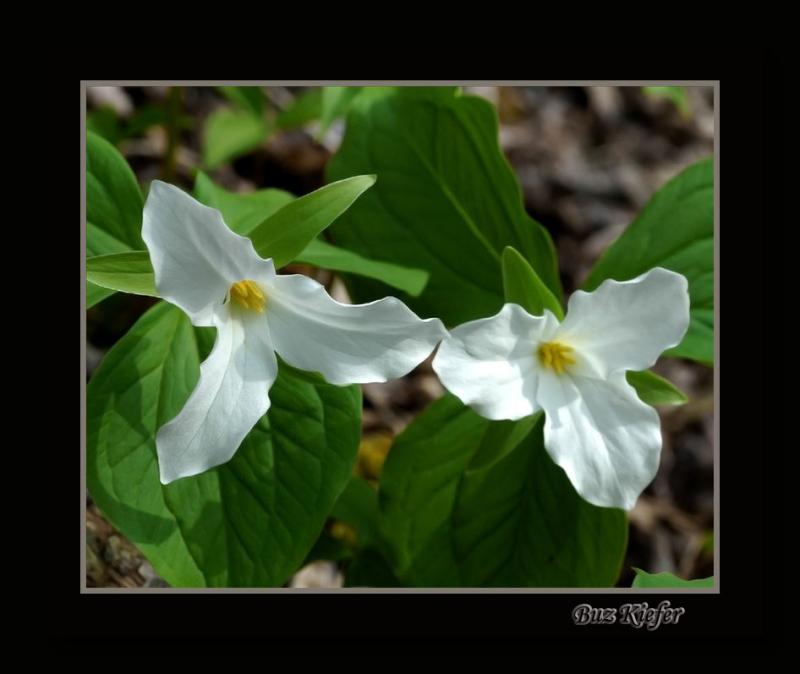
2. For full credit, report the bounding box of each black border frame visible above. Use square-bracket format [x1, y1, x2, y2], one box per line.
[59, 51, 778, 647]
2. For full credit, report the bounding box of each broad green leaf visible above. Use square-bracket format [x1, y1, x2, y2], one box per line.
[249, 175, 376, 269]
[86, 222, 130, 258]
[330, 477, 381, 548]
[193, 171, 295, 234]
[502, 246, 564, 319]
[583, 158, 714, 364]
[203, 107, 270, 170]
[87, 130, 144, 251]
[642, 86, 690, 116]
[86, 224, 129, 308]
[87, 226, 129, 307]
[87, 302, 362, 587]
[296, 238, 429, 296]
[86, 252, 158, 298]
[87, 283, 115, 309]
[378, 395, 627, 587]
[86, 131, 145, 307]
[192, 172, 424, 293]
[218, 86, 265, 117]
[87, 107, 123, 144]
[327, 86, 561, 326]
[319, 86, 361, 135]
[276, 88, 323, 130]
[632, 569, 713, 588]
[626, 370, 688, 406]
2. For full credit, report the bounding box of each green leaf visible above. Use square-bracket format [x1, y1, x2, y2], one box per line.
[203, 107, 270, 170]
[218, 86, 265, 117]
[327, 86, 561, 326]
[87, 302, 362, 587]
[193, 171, 425, 294]
[319, 86, 361, 135]
[583, 158, 714, 364]
[86, 131, 146, 307]
[193, 171, 295, 235]
[330, 477, 381, 548]
[87, 283, 116, 309]
[642, 86, 690, 116]
[275, 88, 323, 130]
[249, 175, 376, 269]
[193, 172, 426, 294]
[502, 246, 564, 319]
[87, 130, 144, 251]
[86, 222, 129, 258]
[86, 252, 158, 298]
[632, 569, 713, 588]
[296, 238, 429, 296]
[378, 395, 627, 587]
[626, 370, 688, 406]
[86, 223, 129, 308]
[87, 107, 123, 144]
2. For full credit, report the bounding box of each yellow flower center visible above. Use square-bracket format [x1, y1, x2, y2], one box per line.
[537, 341, 576, 375]
[229, 279, 266, 313]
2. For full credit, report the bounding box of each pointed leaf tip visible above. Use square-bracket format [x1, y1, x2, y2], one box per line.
[502, 246, 564, 319]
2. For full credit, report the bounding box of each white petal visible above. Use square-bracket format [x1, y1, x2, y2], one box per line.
[263, 273, 446, 385]
[142, 180, 274, 327]
[432, 303, 560, 421]
[555, 268, 690, 376]
[537, 370, 662, 510]
[156, 305, 277, 484]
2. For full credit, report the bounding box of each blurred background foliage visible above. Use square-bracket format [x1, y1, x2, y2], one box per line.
[85, 85, 714, 588]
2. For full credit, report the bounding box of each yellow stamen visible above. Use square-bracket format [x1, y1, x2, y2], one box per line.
[537, 341, 576, 375]
[229, 279, 266, 313]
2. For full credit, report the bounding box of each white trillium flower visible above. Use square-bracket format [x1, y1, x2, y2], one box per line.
[431, 268, 690, 510]
[142, 181, 447, 485]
